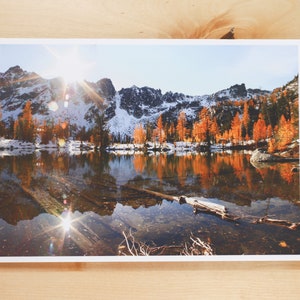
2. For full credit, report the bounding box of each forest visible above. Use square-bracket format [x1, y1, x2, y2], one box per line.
[0, 76, 298, 153]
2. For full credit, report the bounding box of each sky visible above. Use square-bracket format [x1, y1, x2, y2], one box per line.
[0, 40, 298, 96]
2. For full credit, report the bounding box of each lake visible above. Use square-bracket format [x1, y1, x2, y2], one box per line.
[0, 149, 299, 257]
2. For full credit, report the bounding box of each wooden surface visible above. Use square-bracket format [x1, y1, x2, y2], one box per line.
[1, 261, 300, 300]
[0, 0, 300, 39]
[0, 0, 300, 299]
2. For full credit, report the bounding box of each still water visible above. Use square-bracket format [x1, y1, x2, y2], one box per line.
[0, 150, 299, 257]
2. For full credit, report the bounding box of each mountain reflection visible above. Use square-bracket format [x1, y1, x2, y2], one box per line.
[0, 150, 298, 226]
[0, 180, 44, 225]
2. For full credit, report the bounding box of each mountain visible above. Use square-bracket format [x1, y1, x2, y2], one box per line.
[0, 65, 272, 140]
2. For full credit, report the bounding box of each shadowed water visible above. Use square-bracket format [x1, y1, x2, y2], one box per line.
[0, 150, 299, 257]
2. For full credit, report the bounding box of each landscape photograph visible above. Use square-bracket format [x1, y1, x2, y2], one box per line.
[0, 40, 299, 260]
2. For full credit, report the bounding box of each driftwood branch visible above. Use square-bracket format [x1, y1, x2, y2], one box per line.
[253, 217, 300, 230]
[181, 234, 214, 256]
[118, 229, 214, 256]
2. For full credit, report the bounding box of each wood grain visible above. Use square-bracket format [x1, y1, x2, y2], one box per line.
[0, 0, 300, 299]
[0, 0, 299, 38]
[1, 261, 300, 299]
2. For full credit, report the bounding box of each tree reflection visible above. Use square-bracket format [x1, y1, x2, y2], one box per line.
[12, 154, 36, 188]
[0, 150, 299, 256]
[0, 150, 298, 227]
[131, 151, 298, 205]
[133, 153, 146, 174]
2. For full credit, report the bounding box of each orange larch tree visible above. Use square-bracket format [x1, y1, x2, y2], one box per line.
[230, 112, 242, 145]
[156, 114, 165, 144]
[199, 107, 211, 144]
[192, 107, 217, 145]
[268, 138, 276, 153]
[252, 113, 267, 143]
[176, 111, 187, 141]
[210, 117, 219, 143]
[152, 114, 166, 144]
[133, 123, 146, 144]
[276, 114, 296, 150]
[192, 121, 202, 142]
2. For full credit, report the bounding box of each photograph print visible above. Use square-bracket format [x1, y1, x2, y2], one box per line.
[0, 40, 299, 261]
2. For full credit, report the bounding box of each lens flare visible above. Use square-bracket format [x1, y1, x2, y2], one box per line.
[61, 212, 71, 232]
[58, 139, 66, 147]
[44, 46, 93, 83]
[48, 101, 59, 112]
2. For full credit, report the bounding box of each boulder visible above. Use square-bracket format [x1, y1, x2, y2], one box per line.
[250, 149, 278, 163]
[250, 148, 299, 163]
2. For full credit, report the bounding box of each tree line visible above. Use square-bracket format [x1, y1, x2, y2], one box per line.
[0, 100, 110, 148]
[0, 77, 298, 152]
[133, 83, 298, 153]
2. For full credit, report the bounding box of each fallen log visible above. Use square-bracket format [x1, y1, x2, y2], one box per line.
[19, 184, 105, 254]
[124, 185, 300, 229]
[253, 216, 300, 230]
[21, 184, 65, 216]
[124, 185, 239, 221]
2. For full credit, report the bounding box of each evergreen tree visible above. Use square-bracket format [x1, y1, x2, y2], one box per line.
[54, 119, 69, 140]
[13, 101, 36, 142]
[166, 121, 176, 142]
[277, 92, 291, 122]
[22, 101, 35, 142]
[145, 121, 153, 142]
[40, 120, 54, 144]
[92, 114, 110, 148]
[0, 105, 5, 137]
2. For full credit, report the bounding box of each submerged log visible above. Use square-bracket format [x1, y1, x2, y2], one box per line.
[21, 185, 65, 216]
[125, 185, 239, 221]
[125, 185, 300, 229]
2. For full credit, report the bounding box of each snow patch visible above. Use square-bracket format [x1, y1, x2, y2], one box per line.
[106, 93, 142, 140]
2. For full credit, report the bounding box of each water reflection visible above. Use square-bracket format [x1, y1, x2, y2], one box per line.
[0, 150, 299, 256]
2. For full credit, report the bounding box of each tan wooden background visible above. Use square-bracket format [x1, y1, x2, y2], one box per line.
[0, 1, 300, 299]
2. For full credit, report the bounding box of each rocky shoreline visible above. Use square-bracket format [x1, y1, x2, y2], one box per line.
[249, 141, 299, 172]
[250, 148, 299, 163]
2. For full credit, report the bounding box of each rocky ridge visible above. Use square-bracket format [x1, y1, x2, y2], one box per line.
[0, 65, 273, 139]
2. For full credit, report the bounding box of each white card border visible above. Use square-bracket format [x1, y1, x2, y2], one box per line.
[0, 38, 299, 263]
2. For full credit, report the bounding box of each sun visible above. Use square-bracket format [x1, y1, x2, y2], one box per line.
[54, 50, 88, 83]
[46, 46, 92, 83]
